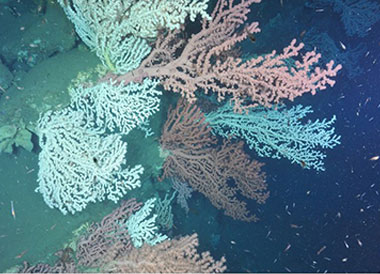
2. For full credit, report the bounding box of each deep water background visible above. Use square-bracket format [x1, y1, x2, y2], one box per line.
[1, 0, 380, 272]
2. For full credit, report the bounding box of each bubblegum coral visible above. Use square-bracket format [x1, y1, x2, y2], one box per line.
[106, 234, 226, 273]
[159, 99, 269, 222]
[75, 198, 142, 268]
[111, 0, 341, 113]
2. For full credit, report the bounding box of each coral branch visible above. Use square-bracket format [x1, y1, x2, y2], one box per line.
[159, 99, 268, 222]
[105, 234, 226, 273]
[76, 199, 142, 268]
[111, 0, 341, 113]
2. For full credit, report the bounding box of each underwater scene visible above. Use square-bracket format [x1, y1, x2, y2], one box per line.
[0, 0, 379, 272]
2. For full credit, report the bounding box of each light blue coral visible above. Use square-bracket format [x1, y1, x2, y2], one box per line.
[206, 104, 341, 171]
[57, 0, 151, 73]
[57, 0, 211, 73]
[35, 67, 161, 215]
[154, 192, 176, 231]
[124, 198, 168, 248]
[36, 107, 144, 215]
[70, 78, 161, 135]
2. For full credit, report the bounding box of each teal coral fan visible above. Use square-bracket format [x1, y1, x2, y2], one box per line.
[206, 104, 341, 171]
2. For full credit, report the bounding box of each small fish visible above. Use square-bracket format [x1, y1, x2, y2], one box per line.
[315, 8, 324, 12]
[11, 201, 16, 220]
[369, 156, 379, 161]
[317, 245, 327, 255]
[284, 243, 292, 252]
[344, 241, 349, 249]
[339, 41, 346, 50]
[342, 257, 348, 262]
[266, 230, 272, 238]
[357, 239, 363, 247]
[230, 240, 236, 245]
[15, 250, 28, 259]
[338, 95, 345, 100]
